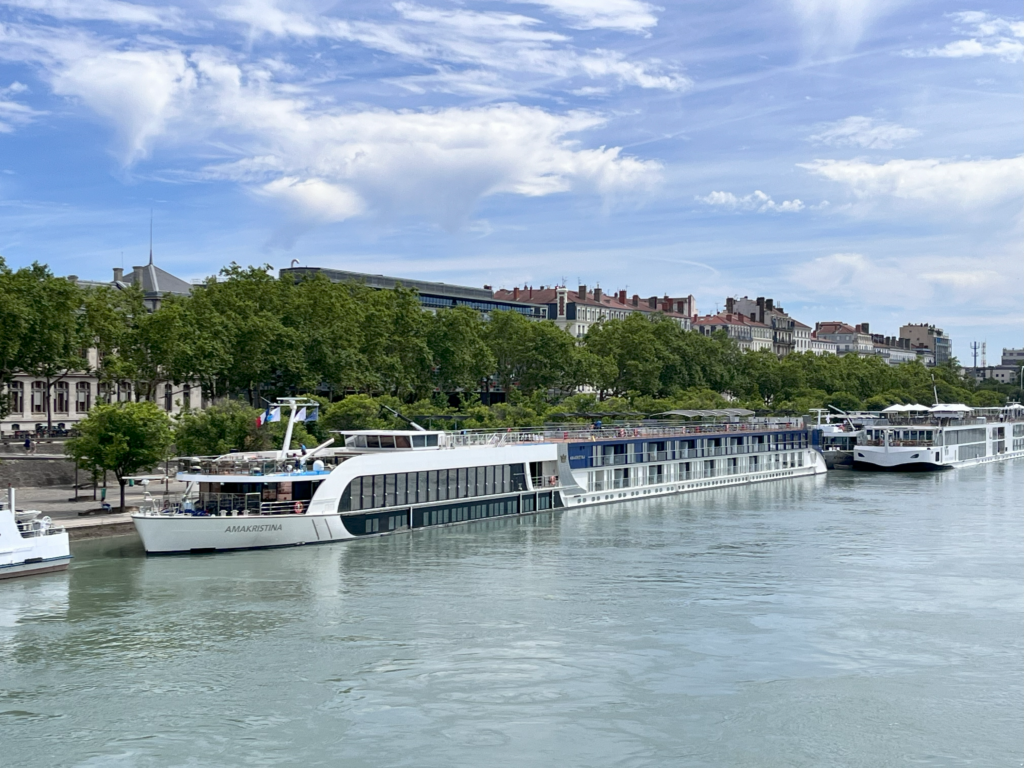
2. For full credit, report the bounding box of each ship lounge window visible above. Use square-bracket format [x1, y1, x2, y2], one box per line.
[338, 463, 528, 512]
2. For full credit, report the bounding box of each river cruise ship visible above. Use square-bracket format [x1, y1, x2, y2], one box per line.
[853, 404, 1024, 471]
[132, 403, 826, 554]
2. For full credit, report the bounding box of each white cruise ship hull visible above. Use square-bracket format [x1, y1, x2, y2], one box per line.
[132, 512, 355, 554]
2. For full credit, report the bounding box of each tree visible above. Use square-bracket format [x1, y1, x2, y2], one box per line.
[66, 401, 173, 513]
[0, 257, 27, 417]
[12, 264, 88, 431]
[173, 401, 265, 456]
[428, 306, 495, 394]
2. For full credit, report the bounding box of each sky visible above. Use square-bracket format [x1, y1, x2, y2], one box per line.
[0, 0, 1021, 360]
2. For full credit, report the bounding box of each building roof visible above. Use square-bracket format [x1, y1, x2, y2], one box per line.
[121, 263, 193, 296]
[815, 321, 857, 335]
[493, 287, 693, 321]
[693, 312, 768, 328]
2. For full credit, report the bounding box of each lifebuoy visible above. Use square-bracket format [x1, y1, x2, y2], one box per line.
[293, 502, 303, 514]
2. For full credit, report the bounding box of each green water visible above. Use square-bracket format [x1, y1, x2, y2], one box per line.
[2, 463, 1022, 767]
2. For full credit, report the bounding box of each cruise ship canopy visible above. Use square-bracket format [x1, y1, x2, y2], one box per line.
[928, 404, 973, 413]
[656, 408, 755, 418]
[882, 404, 930, 413]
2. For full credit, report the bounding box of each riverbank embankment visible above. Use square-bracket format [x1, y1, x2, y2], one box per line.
[8, 482, 186, 540]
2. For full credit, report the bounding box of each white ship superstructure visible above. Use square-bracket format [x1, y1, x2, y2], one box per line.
[133, 406, 826, 554]
[853, 404, 1024, 471]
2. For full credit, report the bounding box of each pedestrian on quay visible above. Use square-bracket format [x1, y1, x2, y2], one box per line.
[23, 436, 33, 454]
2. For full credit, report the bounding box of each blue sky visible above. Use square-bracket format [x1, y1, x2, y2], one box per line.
[1, 0, 1021, 358]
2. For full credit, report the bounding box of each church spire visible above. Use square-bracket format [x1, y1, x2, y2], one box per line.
[148, 210, 153, 266]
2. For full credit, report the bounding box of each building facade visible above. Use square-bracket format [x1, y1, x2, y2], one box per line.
[809, 333, 837, 356]
[814, 321, 875, 357]
[728, 297, 796, 357]
[493, 285, 695, 339]
[282, 267, 548, 320]
[2, 262, 201, 438]
[693, 312, 772, 352]
[899, 323, 952, 366]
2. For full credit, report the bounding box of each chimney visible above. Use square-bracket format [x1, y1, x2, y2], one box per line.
[618, 289, 626, 304]
[726, 297, 735, 314]
[578, 284, 587, 299]
[132, 266, 144, 286]
[648, 296, 658, 309]
[593, 287, 602, 302]
[113, 267, 123, 282]
[632, 294, 639, 307]
[513, 287, 520, 300]
[861, 322, 870, 334]
[765, 298, 774, 312]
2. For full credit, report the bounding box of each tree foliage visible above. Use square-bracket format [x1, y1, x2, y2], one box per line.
[65, 401, 173, 512]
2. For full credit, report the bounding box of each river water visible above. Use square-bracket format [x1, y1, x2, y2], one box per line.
[2, 463, 1022, 767]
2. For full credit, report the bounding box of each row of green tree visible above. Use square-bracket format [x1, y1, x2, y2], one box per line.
[2, 258, 1016, 431]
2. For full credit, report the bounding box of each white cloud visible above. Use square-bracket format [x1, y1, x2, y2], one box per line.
[0, 97, 42, 132]
[808, 116, 920, 149]
[0, 0, 183, 28]
[257, 177, 365, 223]
[789, 252, 1010, 308]
[904, 11, 1024, 62]
[514, 0, 660, 33]
[801, 156, 1024, 206]
[50, 48, 196, 163]
[789, 0, 898, 53]
[697, 189, 805, 213]
[214, 0, 690, 94]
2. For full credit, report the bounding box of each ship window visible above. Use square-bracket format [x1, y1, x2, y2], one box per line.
[412, 435, 426, 448]
[396, 473, 407, 505]
[511, 463, 527, 491]
[396, 435, 411, 449]
[385, 474, 396, 506]
[426, 434, 439, 447]
[457, 467, 468, 498]
[428, 470, 439, 502]
[372, 475, 385, 507]
[380, 435, 395, 449]
[502, 464, 511, 493]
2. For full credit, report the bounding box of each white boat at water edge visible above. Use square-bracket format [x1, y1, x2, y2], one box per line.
[853, 403, 1024, 471]
[1, 487, 71, 579]
[133, 399, 826, 555]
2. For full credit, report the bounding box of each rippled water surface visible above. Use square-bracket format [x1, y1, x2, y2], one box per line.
[2, 463, 1022, 767]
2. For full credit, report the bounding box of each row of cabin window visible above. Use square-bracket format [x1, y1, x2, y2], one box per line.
[339, 463, 528, 511]
[586, 453, 805, 491]
[592, 434, 806, 460]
